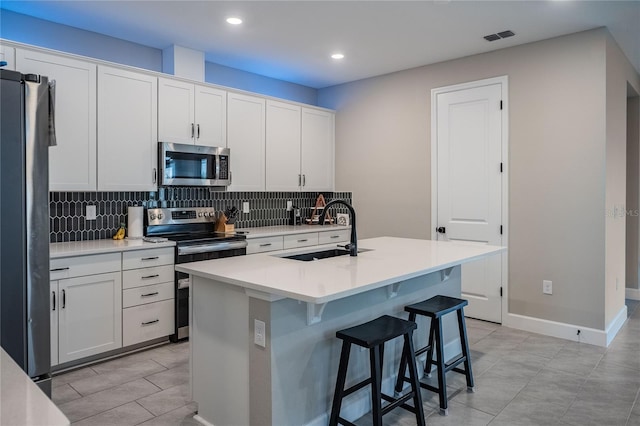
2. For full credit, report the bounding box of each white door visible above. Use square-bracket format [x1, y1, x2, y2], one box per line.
[97, 66, 158, 191]
[266, 100, 301, 191]
[50, 281, 59, 367]
[301, 108, 334, 191]
[434, 80, 505, 323]
[58, 272, 122, 364]
[227, 92, 266, 191]
[158, 78, 195, 144]
[194, 85, 227, 147]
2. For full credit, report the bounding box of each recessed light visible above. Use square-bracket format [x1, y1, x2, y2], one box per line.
[331, 53, 345, 60]
[226, 17, 243, 25]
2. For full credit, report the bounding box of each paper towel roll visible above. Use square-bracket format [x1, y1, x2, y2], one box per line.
[127, 206, 144, 239]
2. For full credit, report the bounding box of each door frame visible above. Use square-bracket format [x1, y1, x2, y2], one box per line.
[430, 75, 510, 324]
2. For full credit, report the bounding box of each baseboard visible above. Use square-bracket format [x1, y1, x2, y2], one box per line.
[505, 307, 627, 347]
[626, 287, 640, 301]
[193, 414, 214, 426]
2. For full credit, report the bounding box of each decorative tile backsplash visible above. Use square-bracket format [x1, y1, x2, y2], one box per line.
[49, 189, 352, 243]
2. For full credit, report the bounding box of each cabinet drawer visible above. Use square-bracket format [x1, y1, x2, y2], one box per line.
[122, 248, 174, 270]
[246, 236, 284, 255]
[50, 253, 120, 280]
[123, 282, 174, 308]
[283, 232, 318, 249]
[318, 229, 351, 245]
[122, 264, 175, 290]
[123, 299, 174, 347]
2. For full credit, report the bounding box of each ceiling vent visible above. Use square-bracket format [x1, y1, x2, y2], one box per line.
[484, 30, 515, 42]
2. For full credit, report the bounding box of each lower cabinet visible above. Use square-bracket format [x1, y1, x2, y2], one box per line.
[51, 271, 122, 365]
[123, 299, 174, 347]
[246, 229, 350, 255]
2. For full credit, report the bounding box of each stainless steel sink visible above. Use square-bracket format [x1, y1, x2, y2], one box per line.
[281, 248, 371, 262]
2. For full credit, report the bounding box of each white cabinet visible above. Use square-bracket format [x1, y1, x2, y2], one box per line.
[227, 92, 266, 191]
[158, 77, 226, 147]
[246, 235, 285, 254]
[50, 252, 123, 366]
[301, 107, 335, 191]
[283, 232, 319, 249]
[16, 49, 97, 191]
[266, 100, 301, 191]
[0, 45, 15, 70]
[97, 65, 158, 191]
[318, 229, 351, 245]
[245, 229, 350, 255]
[265, 101, 335, 192]
[122, 248, 174, 347]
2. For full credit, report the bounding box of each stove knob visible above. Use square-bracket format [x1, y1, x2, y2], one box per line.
[208, 211, 215, 218]
[198, 212, 203, 217]
[150, 213, 157, 220]
[157, 213, 163, 220]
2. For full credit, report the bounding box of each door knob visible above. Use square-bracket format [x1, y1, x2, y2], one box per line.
[436, 227, 446, 234]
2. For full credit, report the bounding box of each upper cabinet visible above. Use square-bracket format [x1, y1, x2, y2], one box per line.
[158, 78, 226, 147]
[97, 66, 158, 191]
[265, 101, 335, 192]
[0, 45, 15, 70]
[16, 49, 97, 191]
[227, 92, 266, 191]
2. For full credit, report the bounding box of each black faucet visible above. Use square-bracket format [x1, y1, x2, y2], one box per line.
[319, 199, 357, 256]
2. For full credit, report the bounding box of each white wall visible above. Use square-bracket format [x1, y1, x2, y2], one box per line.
[319, 29, 640, 331]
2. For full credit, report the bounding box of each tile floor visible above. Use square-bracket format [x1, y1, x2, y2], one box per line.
[53, 300, 640, 425]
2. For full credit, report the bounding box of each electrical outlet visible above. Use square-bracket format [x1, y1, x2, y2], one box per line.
[286, 200, 293, 211]
[86, 205, 97, 220]
[254, 319, 266, 347]
[543, 280, 552, 295]
[243, 202, 250, 214]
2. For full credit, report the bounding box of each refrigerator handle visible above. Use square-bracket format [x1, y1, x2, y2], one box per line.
[62, 289, 65, 309]
[48, 80, 57, 146]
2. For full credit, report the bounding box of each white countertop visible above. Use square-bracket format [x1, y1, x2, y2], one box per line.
[50, 238, 175, 258]
[235, 224, 350, 239]
[0, 349, 69, 426]
[176, 236, 506, 304]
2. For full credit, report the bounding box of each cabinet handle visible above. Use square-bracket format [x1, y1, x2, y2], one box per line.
[141, 274, 159, 279]
[52, 291, 56, 311]
[141, 256, 159, 261]
[191, 123, 195, 138]
[298, 174, 301, 187]
[298, 239, 308, 243]
[153, 168, 157, 184]
[62, 289, 66, 309]
[142, 319, 159, 326]
[259, 243, 272, 247]
[330, 235, 340, 239]
[197, 124, 200, 139]
[302, 174, 306, 186]
[50, 267, 69, 272]
[141, 292, 159, 297]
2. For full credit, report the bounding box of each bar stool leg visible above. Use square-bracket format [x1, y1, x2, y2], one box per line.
[434, 318, 448, 415]
[404, 331, 426, 426]
[369, 344, 383, 426]
[329, 342, 351, 426]
[457, 309, 474, 391]
[423, 318, 436, 378]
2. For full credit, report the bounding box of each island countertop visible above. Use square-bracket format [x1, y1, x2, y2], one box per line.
[176, 236, 505, 304]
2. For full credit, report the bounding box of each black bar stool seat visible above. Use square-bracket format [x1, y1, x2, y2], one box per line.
[395, 295, 474, 415]
[329, 315, 426, 426]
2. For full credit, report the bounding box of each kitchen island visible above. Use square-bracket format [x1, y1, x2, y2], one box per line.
[176, 237, 505, 426]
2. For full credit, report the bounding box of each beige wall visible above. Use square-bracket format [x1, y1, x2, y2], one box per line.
[320, 28, 640, 330]
[627, 95, 640, 291]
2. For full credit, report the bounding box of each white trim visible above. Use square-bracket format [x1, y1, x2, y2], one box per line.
[506, 305, 627, 347]
[626, 287, 640, 301]
[193, 414, 215, 426]
[431, 75, 509, 325]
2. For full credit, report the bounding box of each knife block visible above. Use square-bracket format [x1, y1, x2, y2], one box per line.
[215, 213, 235, 233]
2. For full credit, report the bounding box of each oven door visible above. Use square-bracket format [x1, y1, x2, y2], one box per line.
[159, 142, 230, 186]
[171, 242, 247, 342]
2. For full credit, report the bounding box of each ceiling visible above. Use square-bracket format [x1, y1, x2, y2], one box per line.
[2, 1, 639, 89]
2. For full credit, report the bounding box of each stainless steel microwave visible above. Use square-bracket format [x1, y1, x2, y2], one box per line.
[159, 142, 231, 187]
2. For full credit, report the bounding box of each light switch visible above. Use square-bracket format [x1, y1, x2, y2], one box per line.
[254, 319, 266, 347]
[243, 202, 250, 214]
[86, 205, 97, 220]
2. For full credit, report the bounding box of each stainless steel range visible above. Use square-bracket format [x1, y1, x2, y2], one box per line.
[145, 207, 247, 341]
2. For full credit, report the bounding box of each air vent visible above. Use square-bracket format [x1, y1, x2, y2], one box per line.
[484, 30, 516, 42]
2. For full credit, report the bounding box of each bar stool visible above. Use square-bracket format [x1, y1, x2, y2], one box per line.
[329, 315, 426, 426]
[394, 295, 474, 415]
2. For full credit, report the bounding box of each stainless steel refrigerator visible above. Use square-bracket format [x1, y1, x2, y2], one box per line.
[1, 68, 56, 396]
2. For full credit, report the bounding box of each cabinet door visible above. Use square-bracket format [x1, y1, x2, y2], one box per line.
[17, 49, 97, 191]
[195, 85, 226, 147]
[58, 272, 122, 364]
[158, 77, 195, 144]
[227, 93, 266, 191]
[50, 281, 59, 367]
[301, 108, 335, 191]
[97, 66, 158, 191]
[0, 45, 15, 70]
[266, 100, 301, 191]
